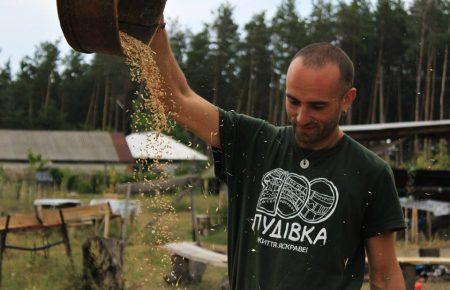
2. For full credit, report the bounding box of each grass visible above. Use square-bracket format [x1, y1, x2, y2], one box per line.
[0, 182, 228, 290]
[0, 181, 449, 289]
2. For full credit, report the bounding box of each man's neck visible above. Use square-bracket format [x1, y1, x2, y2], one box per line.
[297, 128, 344, 151]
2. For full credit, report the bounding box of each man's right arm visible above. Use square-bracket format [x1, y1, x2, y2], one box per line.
[149, 27, 220, 148]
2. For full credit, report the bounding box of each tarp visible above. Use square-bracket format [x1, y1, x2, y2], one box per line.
[399, 198, 450, 216]
[126, 132, 208, 161]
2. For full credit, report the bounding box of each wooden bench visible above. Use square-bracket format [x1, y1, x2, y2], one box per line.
[164, 242, 227, 285]
[0, 203, 116, 286]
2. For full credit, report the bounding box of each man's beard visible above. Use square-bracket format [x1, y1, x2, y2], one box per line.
[292, 112, 341, 148]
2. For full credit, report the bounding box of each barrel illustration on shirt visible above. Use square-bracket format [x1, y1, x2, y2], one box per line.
[256, 168, 339, 224]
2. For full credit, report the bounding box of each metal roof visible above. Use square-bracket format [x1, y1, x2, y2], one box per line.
[342, 119, 450, 141]
[0, 130, 132, 163]
[126, 132, 208, 161]
[400, 198, 450, 216]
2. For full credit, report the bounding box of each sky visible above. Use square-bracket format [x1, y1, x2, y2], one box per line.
[0, 0, 314, 73]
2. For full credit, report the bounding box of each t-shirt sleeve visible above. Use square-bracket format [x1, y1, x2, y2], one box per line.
[212, 108, 268, 182]
[361, 165, 406, 239]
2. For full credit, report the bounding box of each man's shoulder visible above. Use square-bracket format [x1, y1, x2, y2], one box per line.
[344, 135, 390, 173]
[219, 108, 282, 134]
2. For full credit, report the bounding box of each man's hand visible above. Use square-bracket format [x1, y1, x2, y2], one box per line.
[365, 232, 406, 290]
[149, 21, 220, 148]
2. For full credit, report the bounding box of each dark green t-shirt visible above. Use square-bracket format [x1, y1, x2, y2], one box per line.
[213, 109, 406, 290]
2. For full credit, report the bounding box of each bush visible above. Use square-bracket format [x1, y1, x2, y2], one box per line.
[48, 168, 63, 186]
[67, 174, 93, 193]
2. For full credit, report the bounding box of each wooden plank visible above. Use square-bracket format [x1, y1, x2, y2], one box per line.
[40, 209, 63, 227]
[397, 257, 450, 265]
[62, 204, 111, 222]
[165, 242, 227, 268]
[0, 217, 8, 231]
[0, 214, 40, 231]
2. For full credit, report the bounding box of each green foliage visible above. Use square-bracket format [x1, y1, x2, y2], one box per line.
[27, 149, 48, 170]
[403, 139, 450, 170]
[48, 168, 63, 185]
[211, 3, 241, 110]
[0, 0, 448, 136]
[66, 174, 94, 193]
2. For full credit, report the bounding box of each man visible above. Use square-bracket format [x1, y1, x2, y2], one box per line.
[150, 22, 406, 290]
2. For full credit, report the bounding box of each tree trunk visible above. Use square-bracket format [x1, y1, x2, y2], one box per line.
[345, 106, 352, 125]
[108, 95, 115, 129]
[369, 68, 379, 124]
[424, 46, 433, 121]
[28, 96, 33, 126]
[102, 76, 110, 131]
[272, 80, 281, 125]
[114, 99, 119, 132]
[280, 85, 287, 126]
[212, 56, 220, 106]
[246, 52, 255, 116]
[439, 44, 448, 120]
[60, 93, 65, 115]
[44, 72, 52, 109]
[93, 82, 100, 128]
[379, 65, 385, 123]
[85, 83, 96, 126]
[82, 237, 124, 290]
[397, 73, 403, 122]
[430, 48, 437, 120]
[414, 0, 431, 154]
[377, 34, 385, 123]
[236, 88, 245, 113]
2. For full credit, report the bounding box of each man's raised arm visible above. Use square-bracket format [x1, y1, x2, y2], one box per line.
[149, 25, 220, 148]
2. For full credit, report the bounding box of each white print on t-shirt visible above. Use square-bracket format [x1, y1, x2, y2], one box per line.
[252, 214, 328, 246]
[256, 168, 339, 224]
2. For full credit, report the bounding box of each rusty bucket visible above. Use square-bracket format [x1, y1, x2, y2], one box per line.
[57, 0, 167, 56]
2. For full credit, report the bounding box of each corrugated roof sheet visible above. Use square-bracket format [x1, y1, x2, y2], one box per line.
[342, 119, 450, 132]
[0, 130, 123, 162]
[126, 132, 208, 161]
[400, 198, 450, 216]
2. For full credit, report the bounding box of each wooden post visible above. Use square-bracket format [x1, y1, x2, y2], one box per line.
[426, 212, 432, 240]
[0, 216, 10, 288]
[58, 210, 73, 266]
[404, 207, 409, 246]
[104, 212, 110, 238]
[121, 183, 131, 241]
[412, 208, 419, 243]
[190, 188, 199, 245]
[203, 179, 209, 196]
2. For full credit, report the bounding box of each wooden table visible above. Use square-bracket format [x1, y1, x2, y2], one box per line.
[33, 199, 82, 209]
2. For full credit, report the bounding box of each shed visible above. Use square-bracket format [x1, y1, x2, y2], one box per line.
[0, 130, 133, 172]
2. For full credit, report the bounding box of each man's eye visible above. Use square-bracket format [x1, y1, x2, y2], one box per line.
[288, 98, 299, 105]
[312, 104, 326, 110]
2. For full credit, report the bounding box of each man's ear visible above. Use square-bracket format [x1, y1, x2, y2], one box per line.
[342, 88, 356, 112]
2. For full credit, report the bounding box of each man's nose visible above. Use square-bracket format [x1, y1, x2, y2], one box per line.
[295, 106, 311, 125]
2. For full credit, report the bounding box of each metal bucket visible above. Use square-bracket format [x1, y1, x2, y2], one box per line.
[57, 0, 167, 56]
